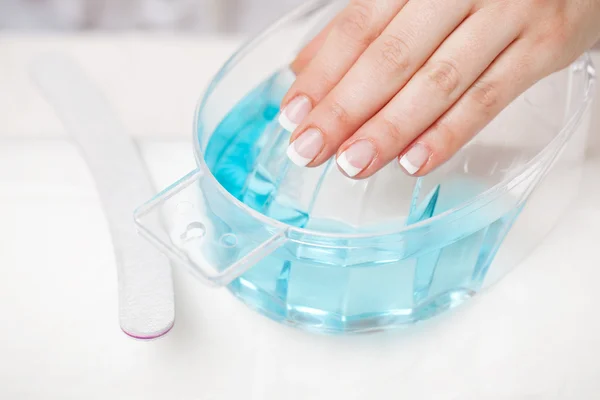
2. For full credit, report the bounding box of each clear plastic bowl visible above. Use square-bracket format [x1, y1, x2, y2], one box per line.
[135, 0, 596, 334]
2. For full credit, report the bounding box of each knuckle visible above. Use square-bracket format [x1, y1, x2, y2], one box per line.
[432, 118, 461, 152]
[380, 113, 405, 143]
[328, 99, 351, 126]
[377, 33, 411, 75]
[468, 80, 500, 113]
[514, 54, 535, 77]
[338, 1, 376, 45]
[301, 69, 337, 99]
[425, 60, 462, 98]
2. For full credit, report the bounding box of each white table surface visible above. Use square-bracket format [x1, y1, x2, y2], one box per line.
[1, 34, 599, 400]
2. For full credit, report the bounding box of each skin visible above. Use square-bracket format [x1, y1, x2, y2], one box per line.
[282, 0, 600, 178]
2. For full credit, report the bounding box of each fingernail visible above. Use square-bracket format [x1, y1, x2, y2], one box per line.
[286, 128, 323, 167]
[337, 140, 376, 177]
[279, 96, 311, 132]
[399, 143, 430, 175]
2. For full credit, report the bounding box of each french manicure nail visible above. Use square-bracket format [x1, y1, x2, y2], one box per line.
[286, 128, 324, 167]
[278, 95, 311, 132]
[399, 143, 430, 175]
[337, 140, 376, 177]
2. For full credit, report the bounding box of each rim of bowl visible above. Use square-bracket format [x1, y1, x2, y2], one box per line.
[192, 0, 596, 241]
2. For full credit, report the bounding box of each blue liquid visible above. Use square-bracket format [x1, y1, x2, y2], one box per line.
[204, 76, 311, 227]
[204, 78, 279, 199]
[202, 72, 522, 333]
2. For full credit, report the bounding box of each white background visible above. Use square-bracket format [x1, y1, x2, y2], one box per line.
[0, 35, 600, 399]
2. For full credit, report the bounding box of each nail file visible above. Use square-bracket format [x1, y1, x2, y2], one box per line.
[30, 54, 175, 339]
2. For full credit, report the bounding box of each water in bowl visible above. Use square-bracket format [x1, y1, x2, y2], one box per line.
[201, 72, 522, 332]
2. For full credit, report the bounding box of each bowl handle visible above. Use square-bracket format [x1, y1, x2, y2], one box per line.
[134, 169, 288, 287]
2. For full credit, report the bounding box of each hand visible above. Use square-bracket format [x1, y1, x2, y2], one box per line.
[279, 0, 600, 177]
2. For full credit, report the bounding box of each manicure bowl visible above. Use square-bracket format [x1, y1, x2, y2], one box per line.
[134, 0, 596, 334]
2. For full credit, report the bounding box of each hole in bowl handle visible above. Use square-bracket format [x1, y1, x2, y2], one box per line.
[134, 169, 288, 287]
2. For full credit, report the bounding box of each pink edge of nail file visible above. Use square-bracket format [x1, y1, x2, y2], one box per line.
[29, 54, 175, 340]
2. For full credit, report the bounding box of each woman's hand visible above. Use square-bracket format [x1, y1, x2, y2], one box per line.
[279, 0, 600, 177]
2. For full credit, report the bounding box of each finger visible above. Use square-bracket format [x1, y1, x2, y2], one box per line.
[335, 4, 522, 178]
[291, 16, 338, 74]
[278, 0, 408, 133]
[400, 40, 540, 176]
[286, 0, 473, 167]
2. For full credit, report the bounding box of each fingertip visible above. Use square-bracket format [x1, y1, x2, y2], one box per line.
[278, 112, 299, 133]
[398, 155, 420, 175]
[278, 95, 312, 134]
[397, 143, 431, 176]
[336, 151, 362, 177]
[336, 139, 377, 178]
[285, 128, 324, 167]
[286, 142, 312, 167]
